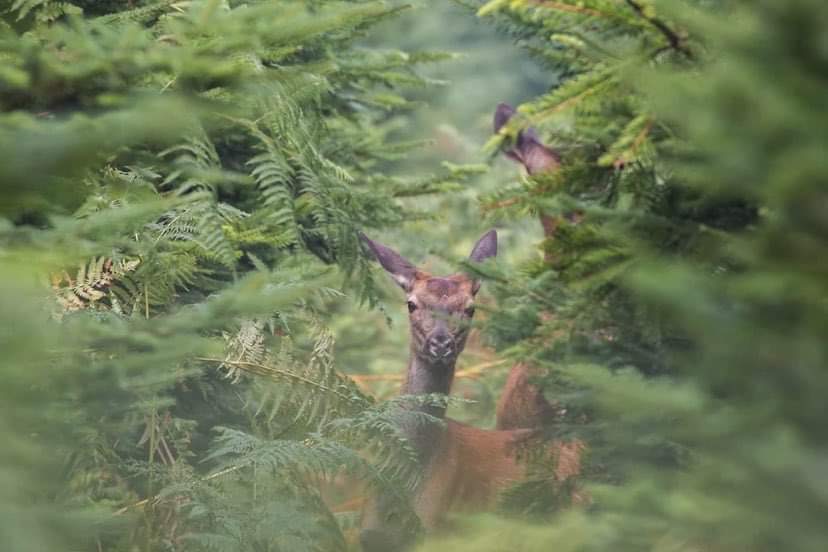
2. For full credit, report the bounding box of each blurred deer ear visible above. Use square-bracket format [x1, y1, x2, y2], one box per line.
[515, 128, 560, 174]
[469, 229, 497, 263]
[493, 103, 560, 175]
[494, 103, 516, 133]
[468, 229, 497, 295]
[359, 232, 417, 292]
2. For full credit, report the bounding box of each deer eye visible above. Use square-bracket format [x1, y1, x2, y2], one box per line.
[464, 306, 476, 318]
[407, 301, 417, 313]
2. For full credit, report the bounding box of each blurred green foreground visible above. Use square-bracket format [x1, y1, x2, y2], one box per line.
[1, 1, 826, 551]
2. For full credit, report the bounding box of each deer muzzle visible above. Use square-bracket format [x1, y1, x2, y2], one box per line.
[426, 333, 454, 360]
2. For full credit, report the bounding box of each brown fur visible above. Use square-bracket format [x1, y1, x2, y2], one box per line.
[494, 103, 584, 265]
[496, 362, 557, 430]
[407, 415, 586, 531]
[413, 421, 531, 527]
[492, 107, 588, 501]
[412, 273, 474, 308]
[358, 230, 586, 551]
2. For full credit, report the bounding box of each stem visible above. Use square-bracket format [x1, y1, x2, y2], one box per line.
[529, 0, 610, 18]
[147, 411, 156, 482]
[145, 409, 156, 552]
[350, 359, 509, 384]
[114, 464, 246, 516]
[196, 357, 360, 404]
[144, 282, 150, 319]
[625, 0, 693, 58]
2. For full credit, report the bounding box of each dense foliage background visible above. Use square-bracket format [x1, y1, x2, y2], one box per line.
[1, 1, 825, 551]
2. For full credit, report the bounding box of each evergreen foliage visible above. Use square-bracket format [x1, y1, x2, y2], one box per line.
[415, 0, 828, 550]
[0, 1, 478, 550]
[3, 0, 826, 550]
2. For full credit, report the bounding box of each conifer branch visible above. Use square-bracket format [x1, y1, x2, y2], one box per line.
[624, 0, 693, 58]
[351, 359, 509, 385]
[528, 1, 610, 18]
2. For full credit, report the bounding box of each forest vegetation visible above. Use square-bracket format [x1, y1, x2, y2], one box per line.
[1, 1, 826, 551]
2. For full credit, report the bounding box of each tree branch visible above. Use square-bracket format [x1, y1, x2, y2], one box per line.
[529, 1, 609, 18]
[350, 359, 509, 385]
[625, 0, 693, 58]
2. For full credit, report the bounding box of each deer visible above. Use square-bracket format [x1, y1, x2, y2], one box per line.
[354, 104, 587, 550]
[357, 229, 584, 551]
[492, 102, 584, 264]
[492, 102, 589, 432]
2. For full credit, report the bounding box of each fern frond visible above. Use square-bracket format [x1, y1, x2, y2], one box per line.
[51, 256, 141, 316]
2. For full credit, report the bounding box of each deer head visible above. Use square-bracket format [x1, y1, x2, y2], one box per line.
[494, 102, 560, 175]
[359, 230, 497, 367]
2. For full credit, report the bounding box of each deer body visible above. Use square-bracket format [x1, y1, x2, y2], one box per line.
[357, 105, 588, 550]
[394, 341, 533, 530]
[358, 230, 582, 551]
[413, 420, 530, 523]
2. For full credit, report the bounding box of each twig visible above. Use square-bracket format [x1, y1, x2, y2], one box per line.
[482, 197, 521, 212]
[330, 495, 367, 513]
[613, 118, 653, 168]
[631, 118, 654, 150]
[113, 464, 245, 516]
[456, 359, 510, 379]
[528, 0, 608, 18]
[114, 497, 150, 516]
[624, 0, 693, 58]
[196, 357, 357, 403]
[530, 75, 611, 124]
[350, 360, 509, 385]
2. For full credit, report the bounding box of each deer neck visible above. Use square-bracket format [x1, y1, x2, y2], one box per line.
[398, 346, 457, 467]
[402, 349, 456, 416]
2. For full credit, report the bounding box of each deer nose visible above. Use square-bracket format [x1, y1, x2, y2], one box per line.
[427, 334, 454, 359]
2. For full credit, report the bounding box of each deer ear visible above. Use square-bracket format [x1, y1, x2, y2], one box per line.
[469, 229, 497, 295]
[494, 102, 516, 133]
[359, 232, 417, 292]
[515, 128, 560, 175]
[469, 229, 497, 263]
[493, 103, 560, 175]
